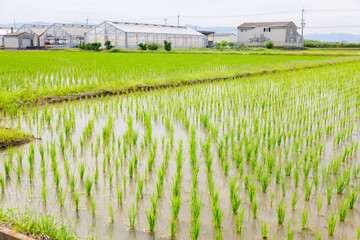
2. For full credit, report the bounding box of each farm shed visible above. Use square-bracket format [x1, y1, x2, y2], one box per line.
[3, 32, 35, 49]
[214, 33, 237, 43]
[238, 21, 303, 47]
[40, 23, 94, 48]
[17, 24, 48, 47]
[85, 21, 206, 49]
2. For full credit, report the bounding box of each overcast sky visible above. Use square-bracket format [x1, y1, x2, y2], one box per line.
[1, 0, 360, 34]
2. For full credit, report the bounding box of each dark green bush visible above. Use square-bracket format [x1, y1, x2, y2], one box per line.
[304, 39, 360, 48]
[138, 43, 147, 50]
[79, 42, 101, 51]
[164, 40, 172, 51]
[265, 40, 274, 49]
[148, 43, 159, 51]
[105, 41, 114, 50]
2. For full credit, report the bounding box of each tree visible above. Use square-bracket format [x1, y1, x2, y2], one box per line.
[164, 40, 172, 51]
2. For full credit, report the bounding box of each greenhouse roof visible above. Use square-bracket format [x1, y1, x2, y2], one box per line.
[42, 23, 94, 37]
[17, 24, 48, 35]
[106, 21, 204, 36]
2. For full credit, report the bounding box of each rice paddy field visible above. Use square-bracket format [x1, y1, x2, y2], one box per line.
[1, 51, 360, 240]
[1, 51, 360, 108]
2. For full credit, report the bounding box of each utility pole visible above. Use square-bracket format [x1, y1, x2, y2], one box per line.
[13, 19, 16, 29]
[164, 18, 167, 25]
[301, 8, 305, 41]
[177, 14, 180, 26]
[86, 17, 89, 27]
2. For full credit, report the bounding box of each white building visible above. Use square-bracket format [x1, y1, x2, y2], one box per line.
[17, 24, 48, 47]
[237, 21, 303, 47]
[3, 32, 35, 49]
[40, 23, 94, 48]
[85, 21, 206, 49]
[214, 33, 236, 43]
[0, 28, 15, 47]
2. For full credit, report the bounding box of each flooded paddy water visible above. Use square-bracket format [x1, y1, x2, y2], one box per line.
[0, 62, 360, 239]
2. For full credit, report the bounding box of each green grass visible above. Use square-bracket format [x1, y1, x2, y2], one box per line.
[0, 127, 33, 148]
[1, 51, 360, 108]
[0, 207, 77, 240]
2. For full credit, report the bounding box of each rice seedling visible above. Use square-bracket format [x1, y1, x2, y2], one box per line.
[304, 180, 312, 201]
[261, 220, 269, 239]
[78, 161, 86, 181]
[287, 219, 294, 240]
[301, 204, 308, 229]
[116, 184, 123, 204]
[127, 202, 137, 229]
[316, 195, 323, 215]
[108, 201, 114, 222]
[328, 209, 337, 236]
[327, 184, 333, 205]
[85, 175, 93, 196]
[90, 197, 96, 216]
[315, 231, 321, 240]
[41, 184, 47, 202]
[73, 190, 80, 211]
[347, 188, 358, 209]
[252, 195, 258, 219]
[339, 200, 349, 222]
[235, 207, 245, 233]
[277, 199, 286, 224]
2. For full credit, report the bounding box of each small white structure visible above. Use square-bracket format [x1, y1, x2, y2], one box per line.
[85, 21, 206, 49]
[3, 32, 34, 49]
[41, 23, 94, 48]
[238, 21, 303, 47]
[214, 33, 237, 43]
[17, 24, 48, 47]
[0, 28, 15, 47]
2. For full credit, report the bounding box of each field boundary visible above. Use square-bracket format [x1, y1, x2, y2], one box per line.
[31, 59, 360, 106]
[0, 225, 36, 240]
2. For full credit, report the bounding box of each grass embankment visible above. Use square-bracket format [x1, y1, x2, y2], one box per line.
[0, 208, 77, 240]
[0, 127, 33, 148]
[1, 51, 360, 109]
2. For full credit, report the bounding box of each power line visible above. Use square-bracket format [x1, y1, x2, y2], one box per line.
[181, 10, 300, 19]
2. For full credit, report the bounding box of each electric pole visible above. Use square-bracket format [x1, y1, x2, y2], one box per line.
[177, 14, 180, 26]
[86, 17, 88, 27]
[164, 18, 167, 25]
[301, 8, 305, 41]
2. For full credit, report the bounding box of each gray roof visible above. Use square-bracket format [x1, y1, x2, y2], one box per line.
[214, 33, 236, 36]
[42, 23, 94, 37]
[4, 32, 32, 37]
[238, 21, 293, 28]
[17, 24, 49, 35]
[105, 21, 204, 36]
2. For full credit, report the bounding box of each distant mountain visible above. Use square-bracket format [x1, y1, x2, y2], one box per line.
[186, 25, 237, 35]
[304, 33, 360, 43]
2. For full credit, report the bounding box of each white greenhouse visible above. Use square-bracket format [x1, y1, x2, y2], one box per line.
[85, 21, 206, 49]
[40, 23, 94, 48]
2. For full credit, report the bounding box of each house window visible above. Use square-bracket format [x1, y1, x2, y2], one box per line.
[241, 29, 247, 32]
[290, 28, 293, 34]
[264, 28, 271, 32]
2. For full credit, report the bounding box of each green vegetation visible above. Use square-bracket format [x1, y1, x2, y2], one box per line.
[305, 39, 360, 48]
[0, 127, 33, 148]
[0, 51, 359, 108]
[0, 208, 77, 240]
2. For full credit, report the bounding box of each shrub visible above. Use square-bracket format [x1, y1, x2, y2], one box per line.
[164, 40, 172, 51]
[148, 43, 159, 51]
[265, 40, 274, 49]
[104, 40, 114, 50]
[138, 43, 147, 50]
[80, 42, 101, 51]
